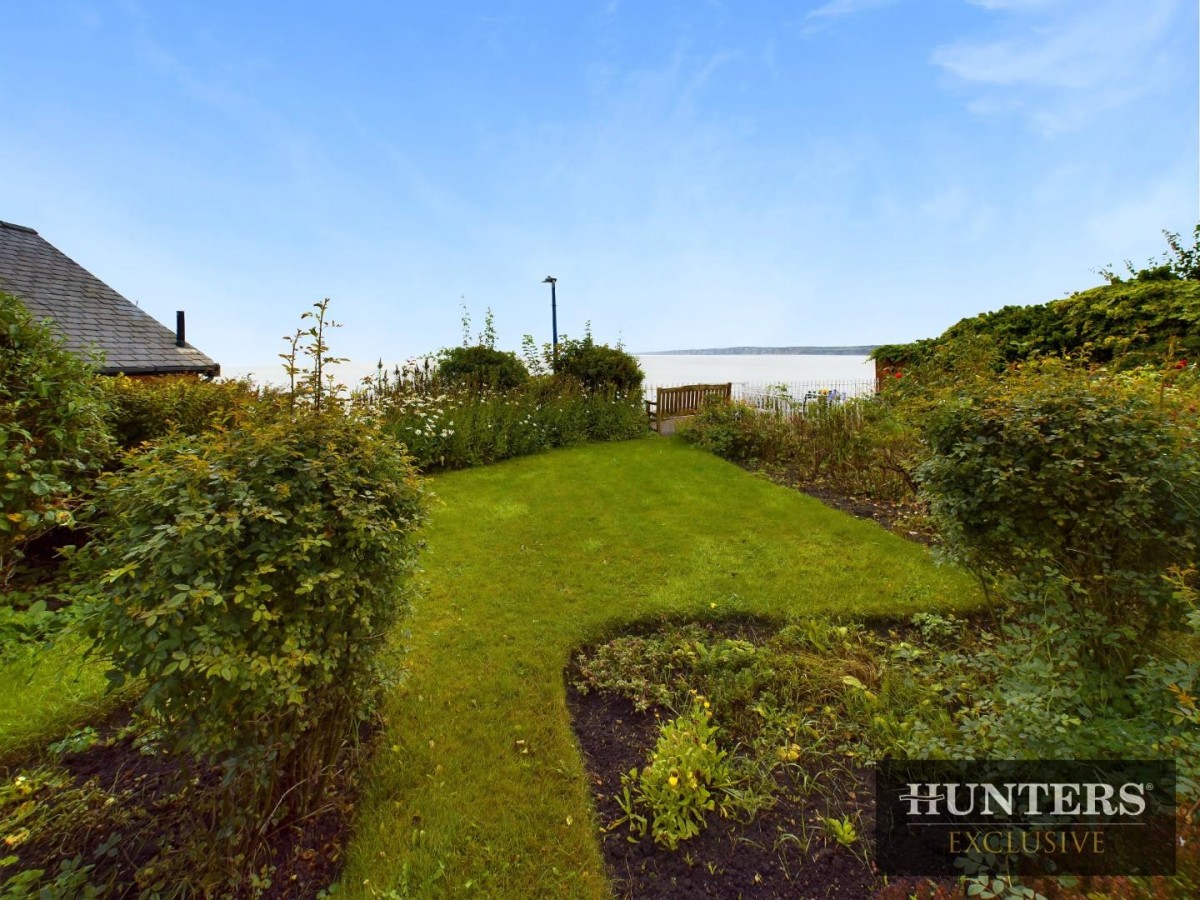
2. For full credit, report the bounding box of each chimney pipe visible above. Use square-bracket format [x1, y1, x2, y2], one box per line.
[176, 311, 186, 348]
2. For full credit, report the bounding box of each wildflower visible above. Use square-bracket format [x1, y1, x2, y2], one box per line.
[668, 775, 679, 787]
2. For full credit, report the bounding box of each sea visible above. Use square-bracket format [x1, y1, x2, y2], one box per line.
[224, 354, 876, 397]
[637, 354, 875, 395]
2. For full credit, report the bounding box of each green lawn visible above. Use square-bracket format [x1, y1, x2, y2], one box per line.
[340, 437, 981, 898]
[0, 634, 131, 764]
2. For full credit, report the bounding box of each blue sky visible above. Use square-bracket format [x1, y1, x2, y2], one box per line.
[2, 0, 1196, 368]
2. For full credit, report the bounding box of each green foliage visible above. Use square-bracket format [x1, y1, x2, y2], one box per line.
[790, 394, 921, 499]
[438, 304, 530, 389]
[571, 628, 698, 712]
[98, 373, 259, 450]
[821, 814, 859, 847]
[895, 368, 1200, 784]
[0, 766, 121, 895]
[917, 369, 1200, 654]
[365, 377, 645, 471]
[1100, 224, 1200, 284]
[553, 333, 644, 393]
[616, 698, 735, 849]
[0, 291, 112, 591]
[873, 279, 1200, 372]
[679, 397, 793, 464]
[74, 408, 427, 847]
[436, 345, 530, 390]
[681, 393, 921, 500]
[1164, 224, 1200, 281]
[574, 619, 892, 777]
[885, 583, 1200, 804]
[361, 312, 645, 470]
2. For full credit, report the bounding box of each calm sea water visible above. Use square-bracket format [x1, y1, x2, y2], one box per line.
[225, 354, 876, 393]
[637, 354, 874, 390]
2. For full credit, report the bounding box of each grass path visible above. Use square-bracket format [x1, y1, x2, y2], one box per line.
[0, 634, 133, 764]
[341, 438, 981, 898]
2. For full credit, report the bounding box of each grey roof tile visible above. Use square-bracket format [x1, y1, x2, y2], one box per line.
[0, 220, 220, 376]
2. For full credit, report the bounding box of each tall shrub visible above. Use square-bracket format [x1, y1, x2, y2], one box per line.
[77, 405, 427, 852]
[917, 371, 1200, 654]
[437, 345, 529, 390]
[99, 373, 259, 450]
[679, 398, 793, 464]
[0, 291, 111, 589]
[555, 334, 644, 393]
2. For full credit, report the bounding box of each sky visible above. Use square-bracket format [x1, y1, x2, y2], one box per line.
[1, 0, 1197, 371]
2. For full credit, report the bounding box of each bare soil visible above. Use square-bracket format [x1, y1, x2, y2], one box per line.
[568, 687, 885, 899]
[3, 711, 356, 897]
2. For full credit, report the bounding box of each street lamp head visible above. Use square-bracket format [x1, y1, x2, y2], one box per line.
[542, 276, 557, 284]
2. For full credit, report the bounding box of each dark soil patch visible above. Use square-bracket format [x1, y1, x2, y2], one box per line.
[569, 687, 883, 899]
[2, 710, 358, 897]
[740, 462, 938, 547]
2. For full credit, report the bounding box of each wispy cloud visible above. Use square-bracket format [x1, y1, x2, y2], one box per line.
[801, 0, 898, 34]
[966, 0, 1064, 10]
[807, 0, 897, 19]
[932, 0, 1183, 133]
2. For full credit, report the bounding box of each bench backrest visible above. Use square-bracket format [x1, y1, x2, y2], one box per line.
[656, 383, 732, 417]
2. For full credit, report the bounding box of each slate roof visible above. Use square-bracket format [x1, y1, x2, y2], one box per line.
[0, 220, 220, 376]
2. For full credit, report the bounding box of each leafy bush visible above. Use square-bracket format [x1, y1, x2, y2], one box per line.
[554, 334, 644, 393]
[873, 278, 1200, 373]
[679, 398, 793, 463]
[436, 345, 529, 391]
[0, 291, 111, 591]
[891, 368, 1200, 787]
[75, 408, 427, 849]
[917, 370, 1200, 654]
[99, 374, 259, 450]
[790, 395, 921, 499]
[681, 392, 921, 499]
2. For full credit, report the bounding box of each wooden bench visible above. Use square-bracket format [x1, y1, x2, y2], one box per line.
[646, 383, 732, 433]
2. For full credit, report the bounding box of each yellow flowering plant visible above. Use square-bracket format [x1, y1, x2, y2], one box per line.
[614, 697, 736, 850]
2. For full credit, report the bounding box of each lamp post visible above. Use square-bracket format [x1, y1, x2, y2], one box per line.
[542, 276, 558, 370]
